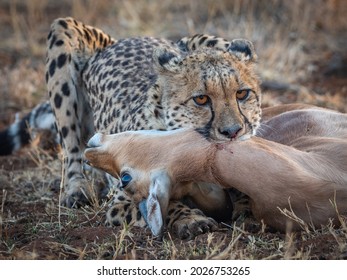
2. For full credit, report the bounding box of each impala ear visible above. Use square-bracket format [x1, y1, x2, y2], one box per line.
[142, 170, 172, 237]
[153, 48, 182, 74]
[228, 39, 257, 62]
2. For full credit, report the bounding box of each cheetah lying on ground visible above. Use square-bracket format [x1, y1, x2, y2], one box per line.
[1, 17, 262, 238]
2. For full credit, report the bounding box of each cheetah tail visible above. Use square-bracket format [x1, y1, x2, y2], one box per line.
[0, 101, 58, 155]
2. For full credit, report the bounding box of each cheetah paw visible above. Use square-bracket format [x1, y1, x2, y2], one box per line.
[61, 178, 95, 208]
[170, 213, 218, 240]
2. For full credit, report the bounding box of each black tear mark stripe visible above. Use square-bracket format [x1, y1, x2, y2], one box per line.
[195, 104, 215, 139]
[254, 92, 260, 103]
[236, 101, 252, 130]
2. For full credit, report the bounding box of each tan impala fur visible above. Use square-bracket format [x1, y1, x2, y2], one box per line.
[85, 104, 347, 235]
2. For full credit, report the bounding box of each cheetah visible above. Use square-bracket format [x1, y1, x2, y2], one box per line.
[1, 17, 261, 239]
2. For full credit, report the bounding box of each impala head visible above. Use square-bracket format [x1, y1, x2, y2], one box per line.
[153, 39, 261, 141]
[84, 130, 196, 236]
[85, 131, 163, 197]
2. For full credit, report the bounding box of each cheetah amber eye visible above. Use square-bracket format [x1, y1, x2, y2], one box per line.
[236, 89, 250, 101]
[193, 95, 209, 106]
[120, 172, 132, 187]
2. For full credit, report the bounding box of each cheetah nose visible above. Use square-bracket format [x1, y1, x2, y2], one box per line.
[219, 124, 242, 139]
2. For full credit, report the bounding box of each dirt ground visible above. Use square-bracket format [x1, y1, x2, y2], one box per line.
[0, 0, 346, 260]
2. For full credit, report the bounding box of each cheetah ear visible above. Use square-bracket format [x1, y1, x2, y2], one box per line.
[228, 39, 257, 63]
[145, 170, 172, 237]
[153, 48, 182, 74]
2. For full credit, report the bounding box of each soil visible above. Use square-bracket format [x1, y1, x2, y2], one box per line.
[0, 0, 346, 260]
[1, 61, 346, 259]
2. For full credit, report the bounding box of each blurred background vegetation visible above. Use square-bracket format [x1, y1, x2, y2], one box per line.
[0, 0, 346, 127]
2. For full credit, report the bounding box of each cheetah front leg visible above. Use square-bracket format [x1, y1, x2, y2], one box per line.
[105, 179, 230, 239]
[154, 182, 231, 239]
[166, 201, 218, 239]
[46, 18, 115, 207]
[106, 194, 217, 240]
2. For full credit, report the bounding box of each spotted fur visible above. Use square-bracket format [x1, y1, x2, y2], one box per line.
[1, 17, 262, 239]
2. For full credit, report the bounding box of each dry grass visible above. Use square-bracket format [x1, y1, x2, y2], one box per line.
[0, 0, 346, 259]
[0, 146, 346, 260]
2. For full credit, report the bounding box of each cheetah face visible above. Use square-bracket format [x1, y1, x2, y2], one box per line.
[154, 39, 261, 142]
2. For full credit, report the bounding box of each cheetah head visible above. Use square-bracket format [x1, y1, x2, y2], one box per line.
[153, 39, 261, 141]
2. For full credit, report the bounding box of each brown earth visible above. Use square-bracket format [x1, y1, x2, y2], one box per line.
[0, 0, 347, 260]
[0, 155, 346, 260]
